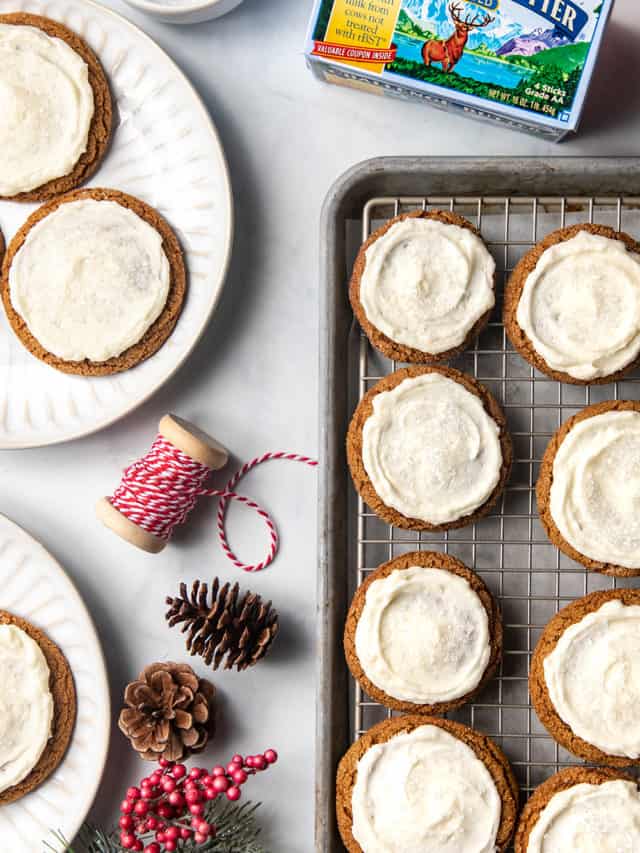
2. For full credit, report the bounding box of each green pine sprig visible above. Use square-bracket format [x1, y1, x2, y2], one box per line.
[44, 824, 119, 853]
[45, 800, 269, 853]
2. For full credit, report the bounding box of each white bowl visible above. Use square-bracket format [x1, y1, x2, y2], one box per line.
[122, 0, 243, 24]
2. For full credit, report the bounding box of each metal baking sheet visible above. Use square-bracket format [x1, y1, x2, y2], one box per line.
[317, 157, 640, 852]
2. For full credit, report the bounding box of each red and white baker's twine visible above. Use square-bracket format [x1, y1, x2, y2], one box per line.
[109, 436, 318, 572]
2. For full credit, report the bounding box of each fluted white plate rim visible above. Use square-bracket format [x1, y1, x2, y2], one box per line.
[0, 513, 110, 851]
[0, 0, 233, 449]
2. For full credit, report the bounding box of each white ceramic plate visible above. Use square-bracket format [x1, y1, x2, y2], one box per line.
[0, 514, 110, 851]
[0, 0, 233, 449]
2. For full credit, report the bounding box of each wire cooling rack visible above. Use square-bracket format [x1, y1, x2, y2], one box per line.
[350, 193, 640, 814]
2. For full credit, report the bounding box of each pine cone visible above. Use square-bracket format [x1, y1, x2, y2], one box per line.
[118, 662, 215, 762]
[165, 578, 279, 672]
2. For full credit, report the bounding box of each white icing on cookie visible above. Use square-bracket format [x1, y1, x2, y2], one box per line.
[10, 199, 171, 363]
[526, 780, 640, 853]
[352, 724, 501, 853]
[0, 625, 54, 794]
[545, 600, 640, 758]
[550, 410, 640, 569]
[360, 217, 495, 354]
[0, 23, 94, 196]
[355, 566, 491, 704]
[362, 373, 503, 524]
[517, 231, 640, 380]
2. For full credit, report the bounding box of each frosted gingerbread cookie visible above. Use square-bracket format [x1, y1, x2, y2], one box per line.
[350, 210, 496, 363]
[530, 589, 640, 766]
[344, 550, 502, 714]
[515, 767, 640, 853]
[336, 716, 518, 853]
[537, 400, 640, 576]
[0, 13, 112, 201]
[504, 223, 640, 384]
[0, 610, 76, 805]
[347, 365, 512, 531]
[1, 188, 186, 376]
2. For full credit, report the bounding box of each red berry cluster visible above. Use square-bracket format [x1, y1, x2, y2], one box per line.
[118, 750, 278, 851]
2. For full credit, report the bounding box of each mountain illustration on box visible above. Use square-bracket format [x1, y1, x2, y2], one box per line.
[398, 4, 581, 56]
[387, 2, 591, 118]
[496, 26, 569, 57]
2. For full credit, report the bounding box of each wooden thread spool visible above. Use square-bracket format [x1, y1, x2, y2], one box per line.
[96, 414, 228, 554]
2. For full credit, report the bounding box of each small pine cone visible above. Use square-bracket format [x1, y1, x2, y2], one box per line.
[118, 662, 215, 762]
[165, 578, 279, 672]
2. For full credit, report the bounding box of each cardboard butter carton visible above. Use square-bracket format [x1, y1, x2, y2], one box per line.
[305, 0, 614, 140]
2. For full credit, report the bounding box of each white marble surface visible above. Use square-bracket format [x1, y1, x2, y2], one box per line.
[1, 0, 640, 849]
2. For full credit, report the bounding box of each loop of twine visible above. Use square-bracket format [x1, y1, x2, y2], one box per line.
[109, 436, 318, 571]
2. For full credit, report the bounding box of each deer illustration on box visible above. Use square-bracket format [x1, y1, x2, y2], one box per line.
[422, 2, 494, 73]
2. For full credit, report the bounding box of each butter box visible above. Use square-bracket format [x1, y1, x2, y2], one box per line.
[305, 0, 614, 140]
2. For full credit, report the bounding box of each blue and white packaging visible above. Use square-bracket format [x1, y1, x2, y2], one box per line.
[305, 0, 615, 140]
